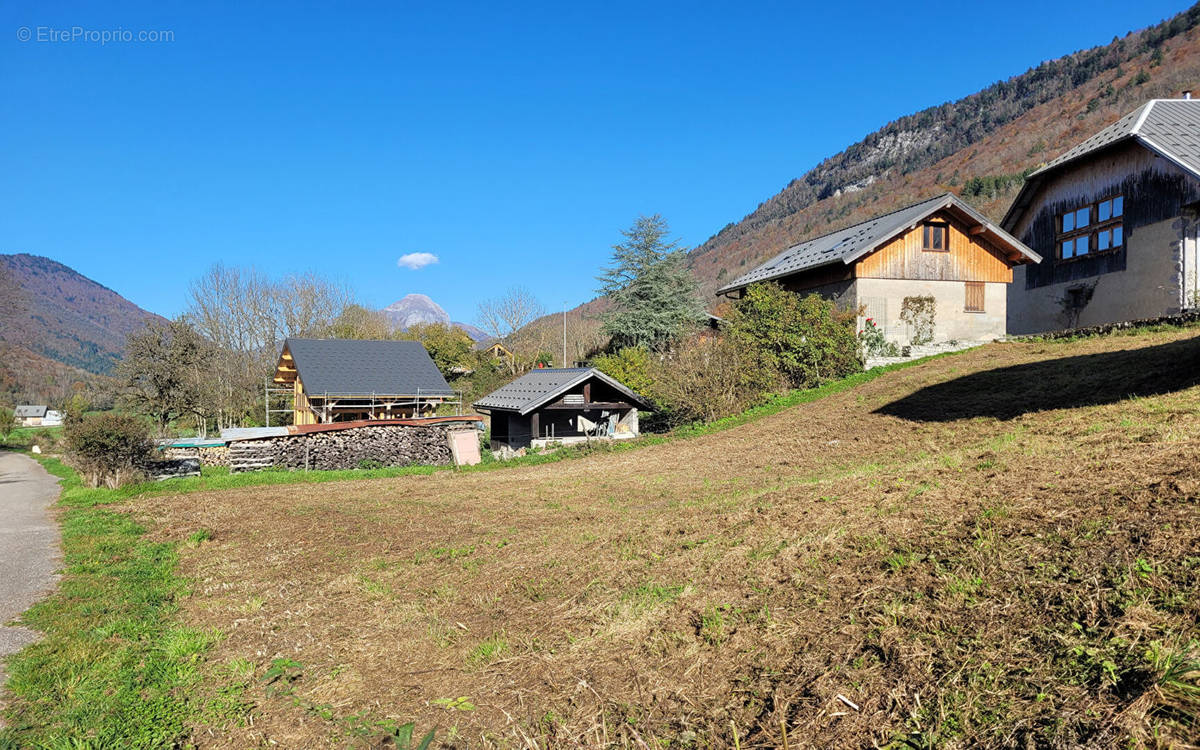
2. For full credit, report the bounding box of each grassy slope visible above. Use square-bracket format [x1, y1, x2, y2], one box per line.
[4, 328, 1200, 747]
[117, 325, 1200, 748]
[0, 355, 952, 749]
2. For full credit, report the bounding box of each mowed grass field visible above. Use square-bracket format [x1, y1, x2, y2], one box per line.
[77, 329, 1200, 746]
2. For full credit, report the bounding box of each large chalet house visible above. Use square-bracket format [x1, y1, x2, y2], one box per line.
[273, 338, 455, 424]
[716, 193, 1041, 346]
[1002, 98, 1200, 333]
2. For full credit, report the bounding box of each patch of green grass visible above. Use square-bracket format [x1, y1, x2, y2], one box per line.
[185, 527, 214, 547]
[699, 604, 740, 646]
[467, 635, 508, 666]
[0, 500, 229, 747]
[622, 582, 686, 614]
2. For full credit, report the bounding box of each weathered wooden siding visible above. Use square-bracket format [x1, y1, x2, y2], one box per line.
[1011, 141, 1200, 290]
[855, 211, 1013, 283]
[778, 264, 854, 294]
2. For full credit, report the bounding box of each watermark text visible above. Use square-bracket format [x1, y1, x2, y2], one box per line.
[17, 26, 175, 45]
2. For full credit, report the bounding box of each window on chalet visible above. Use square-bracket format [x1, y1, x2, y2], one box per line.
[1058, 195, 1123, 260]
[964, 281, 985, 313]
[922, 221, 949, 252]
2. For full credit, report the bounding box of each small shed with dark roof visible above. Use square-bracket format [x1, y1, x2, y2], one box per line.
[473, 367, 651, 451]
[273, 338, 455, 424]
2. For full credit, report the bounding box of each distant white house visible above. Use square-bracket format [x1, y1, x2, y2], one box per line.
[42, 410, 64, 427]
[14, 405, 48, 427]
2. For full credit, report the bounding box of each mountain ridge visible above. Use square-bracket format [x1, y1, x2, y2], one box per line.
[0, 252, 166, 404]
[382, 293, 489, 341]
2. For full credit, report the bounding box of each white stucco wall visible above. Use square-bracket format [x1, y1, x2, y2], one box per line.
[856, 278, 1008, 345]
[1008, 216, 1184, 334]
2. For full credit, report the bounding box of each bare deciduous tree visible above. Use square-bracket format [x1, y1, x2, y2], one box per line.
[476, 287, 546, 373]
[119, 318, 215, 437]
[476, 286, 545, 341]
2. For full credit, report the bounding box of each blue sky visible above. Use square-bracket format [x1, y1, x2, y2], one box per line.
[1, 1, 1189, 324]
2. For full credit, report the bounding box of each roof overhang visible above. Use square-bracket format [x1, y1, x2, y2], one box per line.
[719, 194, 1040, 297]
[473, 368, 653, 415]
[841, 195, 1042, 267]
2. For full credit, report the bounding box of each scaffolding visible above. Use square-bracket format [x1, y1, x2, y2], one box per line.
[264, 379, 296, 427]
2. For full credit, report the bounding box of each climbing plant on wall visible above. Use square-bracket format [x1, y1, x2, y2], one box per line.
[900, 296, 936, 346]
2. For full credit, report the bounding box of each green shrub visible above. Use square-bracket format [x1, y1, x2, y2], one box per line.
[727, 283, 862, 389]
[859, 317, 899, 358]
[590, 346, 657, 399]
[64, 413, 154, 489]
[0, 406, 15, 441]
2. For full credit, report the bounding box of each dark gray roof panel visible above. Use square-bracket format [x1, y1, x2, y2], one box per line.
[473, 367, 650, 414]
[1136, 99, 1200, 177]
[15, 405, 47, 418]
[716, 193, 1038, 295]
[285, 338, 454, 396]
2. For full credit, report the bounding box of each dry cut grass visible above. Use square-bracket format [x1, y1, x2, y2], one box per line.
[139, 326, 1200, 748]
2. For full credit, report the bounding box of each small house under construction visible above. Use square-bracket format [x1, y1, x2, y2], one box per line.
[473, 367, 650, 452]
[273, 338, 456, 424]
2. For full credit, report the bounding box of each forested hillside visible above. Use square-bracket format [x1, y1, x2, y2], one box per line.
[0, 253, 164, 404]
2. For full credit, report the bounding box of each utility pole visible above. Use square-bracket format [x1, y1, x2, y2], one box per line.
[562, 302, 567, 367]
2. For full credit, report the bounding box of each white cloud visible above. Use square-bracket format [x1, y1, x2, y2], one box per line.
[396, 252, 439, 270]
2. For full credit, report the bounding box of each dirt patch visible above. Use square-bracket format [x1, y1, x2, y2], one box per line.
[139, 329, 1200, 748]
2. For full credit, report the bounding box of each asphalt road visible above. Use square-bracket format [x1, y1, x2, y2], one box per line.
[0, 452, 61, 691]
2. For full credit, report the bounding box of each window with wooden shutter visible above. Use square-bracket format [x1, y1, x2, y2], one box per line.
[964, 282, 985, 313]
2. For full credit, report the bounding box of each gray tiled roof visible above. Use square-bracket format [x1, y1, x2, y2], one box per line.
[473, 367, 650, 414]
[1031, 99, 1200, 180]
[716, 193, 1039, 295]
[285, 338, 454, 397]
[14, 405, 47, 418]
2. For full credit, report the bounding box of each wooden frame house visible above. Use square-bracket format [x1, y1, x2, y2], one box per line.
[473, 367, 650, 451]
[273, 338, 456, 425]
[716, 193, 1042, 346]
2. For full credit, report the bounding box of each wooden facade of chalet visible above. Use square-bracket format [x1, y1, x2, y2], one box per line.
[273, 338, 456, 425]
[717, 194, 1041, 346]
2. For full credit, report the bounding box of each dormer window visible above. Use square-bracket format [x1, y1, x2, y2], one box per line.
[922, 221, 949, 252]
[1058, 195, 1123, 260]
